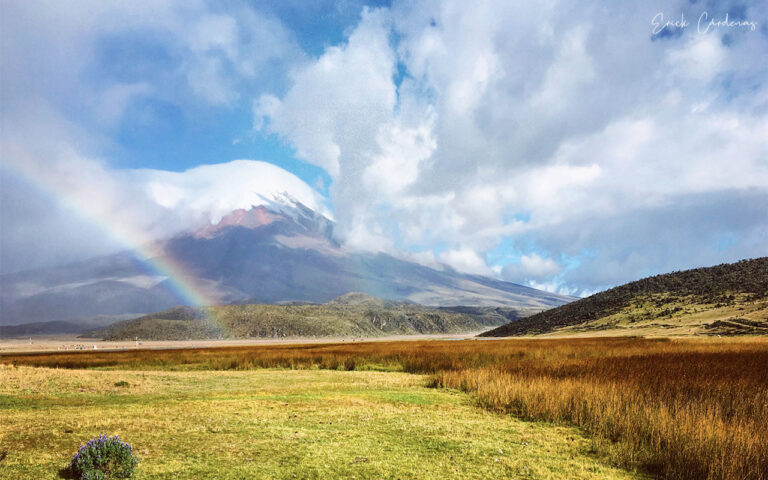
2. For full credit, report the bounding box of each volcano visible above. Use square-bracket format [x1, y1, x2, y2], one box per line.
[0, 198, 574, 325]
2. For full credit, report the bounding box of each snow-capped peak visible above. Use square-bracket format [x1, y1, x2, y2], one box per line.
[136, 159, 332, 225]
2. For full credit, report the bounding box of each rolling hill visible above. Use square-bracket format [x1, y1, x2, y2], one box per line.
[481, 258, 768, 337]
[85, 293, 524, 340]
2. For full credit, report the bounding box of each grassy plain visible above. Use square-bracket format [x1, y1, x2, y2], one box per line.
[2, 337, 766, 479]
[0, 365, 639, 480]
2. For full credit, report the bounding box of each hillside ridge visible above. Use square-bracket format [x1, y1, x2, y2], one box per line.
[85, 293, 528, 340]
[481, 258, 768, 337]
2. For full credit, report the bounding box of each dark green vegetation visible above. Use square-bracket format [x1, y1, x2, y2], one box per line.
[482, 257, 768, 337]
[68, 434, 139, 480]
[85, 293, 520, 341]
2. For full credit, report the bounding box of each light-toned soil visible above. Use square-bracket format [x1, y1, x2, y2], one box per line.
[0, 332, 488, 354]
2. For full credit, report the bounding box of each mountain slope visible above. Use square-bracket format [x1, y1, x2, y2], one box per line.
[1, 200, 573, 325]
[0, 314, 141, 338]
[1, 320, 86, 337]
[481, 258, 768, 337]
[86, 294, 516, 340]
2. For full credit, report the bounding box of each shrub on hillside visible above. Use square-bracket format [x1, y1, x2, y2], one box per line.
[69, 434, 138, 480]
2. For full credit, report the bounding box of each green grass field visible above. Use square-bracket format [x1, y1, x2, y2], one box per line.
[0, 365, 643, 479]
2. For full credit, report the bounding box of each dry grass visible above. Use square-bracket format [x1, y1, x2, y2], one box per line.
[3, 337, 766, 479]
[430, 339, 768, 480]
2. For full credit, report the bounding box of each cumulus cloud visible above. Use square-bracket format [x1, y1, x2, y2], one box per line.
[500, 254, 566, 295]
[438, 247, 494, 276]
[255, 0, 768, 294]
[254, 8, 397, 177]
[504, 254, 562, 280]
[1, 0, 304, 114]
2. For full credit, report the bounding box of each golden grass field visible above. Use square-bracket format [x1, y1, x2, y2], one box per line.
[2, 336, 766, 479]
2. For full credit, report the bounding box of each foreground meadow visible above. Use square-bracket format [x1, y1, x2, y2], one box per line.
[2, 337, 766, 479]
[0, 365, 638, 479]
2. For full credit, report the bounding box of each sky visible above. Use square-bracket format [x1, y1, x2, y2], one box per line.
[1, 0, 767, 296]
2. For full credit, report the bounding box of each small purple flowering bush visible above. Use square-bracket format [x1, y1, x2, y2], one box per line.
[69, 434, 139, 480]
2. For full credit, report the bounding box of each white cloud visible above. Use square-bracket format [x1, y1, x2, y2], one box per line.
[501, 254, 563, 292]
[520, 254, 562, 278]
[525, 280, 576, 296]
[1, 0, 305, 126]
[666, 33, 726, 82]
[254, 8, 396, 177]
[134, 159, 332, 224]
[438, 248, 493, 276]
[254, 0, 768, 293]
[362, 116, 437, 197]
[532, 26, 595, 111]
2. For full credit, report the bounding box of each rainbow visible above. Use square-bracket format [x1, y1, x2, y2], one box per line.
[2, 160, 221, 326]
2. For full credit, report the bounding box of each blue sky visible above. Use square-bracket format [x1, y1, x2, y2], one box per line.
[66, 2, 389, 188]
[1, 0, 767, 295]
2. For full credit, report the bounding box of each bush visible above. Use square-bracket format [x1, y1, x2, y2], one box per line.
[69, 434, 139, 480]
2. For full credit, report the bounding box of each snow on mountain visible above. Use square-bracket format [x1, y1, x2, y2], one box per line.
[135, 159, 332, 225]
